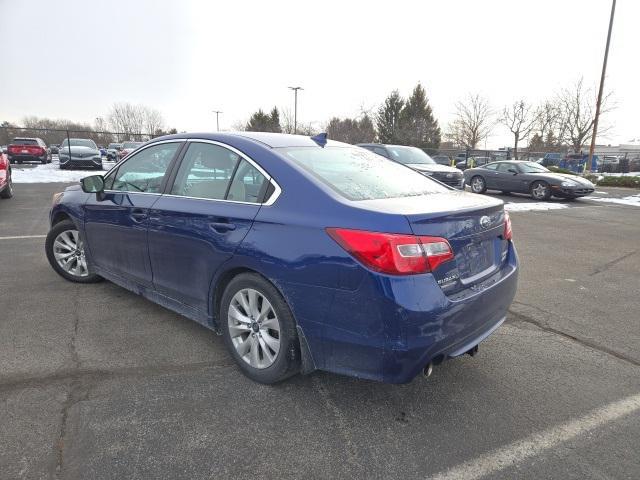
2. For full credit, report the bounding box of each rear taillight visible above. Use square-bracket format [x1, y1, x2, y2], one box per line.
[503, 211, 513, 241]
[326, 228, 454, 275]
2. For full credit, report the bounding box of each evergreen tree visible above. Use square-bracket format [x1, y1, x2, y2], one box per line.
[375, 90, 404, 143]
[397, 83, 441, 150]
[246, 107, 282, 132]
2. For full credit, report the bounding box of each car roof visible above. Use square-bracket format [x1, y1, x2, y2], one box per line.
[154, 132, 349, 149]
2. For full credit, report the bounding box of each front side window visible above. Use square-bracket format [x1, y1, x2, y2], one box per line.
[106, 142, 180, 193]
[280, 146, 448, 201]
[171, 143, 241, 200]
[496, 163, 514, 173]
[484, 163, 499, 170]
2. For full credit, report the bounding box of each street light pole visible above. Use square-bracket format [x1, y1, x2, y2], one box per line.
[587, 0, 616, 173]
[288, 86, 303, 134]
[212, 110, 222, 131]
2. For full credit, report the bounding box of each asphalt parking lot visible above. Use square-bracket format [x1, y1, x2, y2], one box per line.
[1, 183, 639, 479]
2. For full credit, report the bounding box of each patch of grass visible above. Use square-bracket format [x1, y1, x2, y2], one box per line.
[596, 176, 640, 189]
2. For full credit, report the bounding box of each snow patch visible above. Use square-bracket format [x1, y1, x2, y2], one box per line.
[12, 161, 116, 183]
[585, 194, 640, 207]
[504, 202, 569, 212]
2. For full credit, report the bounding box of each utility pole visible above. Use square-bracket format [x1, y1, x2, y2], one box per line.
[212, 110, 222, 131]
[288, 86, 303, 134]
[587, 0, 616, 173]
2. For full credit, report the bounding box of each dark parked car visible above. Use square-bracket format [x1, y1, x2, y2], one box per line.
[7, 137, 51, 164]
[46, 132, 518, 384]
[50, 144, 60, 155]
[432, 154, 453, 166]
[0, 150, 13, 199]
[106, 143, 122, 161]
[456, 156, 491, 171]
[358, 143, 464, 189]
[539, 153, 562, 167]
[464, 160, 595, 200]
[58, 138, 103, 170]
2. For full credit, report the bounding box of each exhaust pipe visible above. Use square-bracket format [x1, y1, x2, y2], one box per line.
[423, 362, 433, 378]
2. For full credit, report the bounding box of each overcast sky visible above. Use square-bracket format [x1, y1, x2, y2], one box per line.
[1, 0, 637, 147]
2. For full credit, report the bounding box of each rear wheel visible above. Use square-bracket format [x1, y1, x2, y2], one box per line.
[220, 273, 300, 384]
[45, 220, 102, 283]
[530, 181, 551, 200]
[470, 175, 487, 194]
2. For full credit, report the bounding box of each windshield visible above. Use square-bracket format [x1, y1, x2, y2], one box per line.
[385, 145, 436, 165]
[279, 146, 448, 201]
[61, 138, 97, 149]
[518, 162, 549, 173]
[123, 142, 142, 149]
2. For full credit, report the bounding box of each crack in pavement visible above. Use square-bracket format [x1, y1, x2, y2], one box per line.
[311, 376, 363, 473]
[0, 361, 236, 392]
[589, 250, 637, 276]
[507, 309, 640, 367]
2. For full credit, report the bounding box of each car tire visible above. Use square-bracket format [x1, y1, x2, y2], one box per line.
[470, 175, 487, 194]
[530, 181, 551, 201]
[45, 220, 102, 283]
[220, 273, 300, 384]
[0, 172, 13, 199]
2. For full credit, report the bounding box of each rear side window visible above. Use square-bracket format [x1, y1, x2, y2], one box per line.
[171, 142, 240, 200]
[227, 159, 268, 203]
[280, 146, 448, 201]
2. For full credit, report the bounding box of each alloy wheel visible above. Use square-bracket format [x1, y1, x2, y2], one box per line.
[53, 230, 89, 277]
[228, 288, 281, 369]
[532, 183, 548, 199]
[471, 177, 485, 193]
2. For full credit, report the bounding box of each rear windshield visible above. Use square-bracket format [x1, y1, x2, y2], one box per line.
[13, 138, 38, 145]
[279, 146, 448, 201]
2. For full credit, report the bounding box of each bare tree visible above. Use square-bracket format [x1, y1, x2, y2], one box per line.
[280, 108, 295, 134]
[500, 99, 539, 159]
[446, 94, 493, 149]
[556, 78, 612, 153]
[143, 108, 165, 137]
[108, 103, 163, 141]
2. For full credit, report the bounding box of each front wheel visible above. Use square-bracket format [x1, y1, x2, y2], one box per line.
[220, 273, 300, 384]
[45, 220, 102, 283]
[470, 175, 487, 194]
[530, 181, 551, 200]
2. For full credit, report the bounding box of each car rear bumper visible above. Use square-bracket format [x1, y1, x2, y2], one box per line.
[288, 242, 519, 383]
[8, 154, 47, 162]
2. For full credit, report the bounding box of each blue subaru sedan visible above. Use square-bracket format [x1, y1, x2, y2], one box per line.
[46, 132, 518, 384]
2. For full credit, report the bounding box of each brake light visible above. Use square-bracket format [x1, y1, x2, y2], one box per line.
[503, 211, 513, 241]
[326, 228, 454, 275]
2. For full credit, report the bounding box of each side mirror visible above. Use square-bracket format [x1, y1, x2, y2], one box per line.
[81, 175, 105, 193]
[508, 168, 518, 174]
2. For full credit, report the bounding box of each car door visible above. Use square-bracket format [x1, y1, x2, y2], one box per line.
[147, 140, 273, 312]
[83, 141, 184, 287]
[481, 163, 500, 188]
[493, 162, 521, 191]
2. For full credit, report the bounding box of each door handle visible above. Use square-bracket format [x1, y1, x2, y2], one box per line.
[209, 222, 236, 233]
[130, 209, 148, 223]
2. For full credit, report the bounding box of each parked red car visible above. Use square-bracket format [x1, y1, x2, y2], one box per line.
[117, 141, 143, 160]
[7, 137, 51, 164]
[0, 151, 13, 199]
